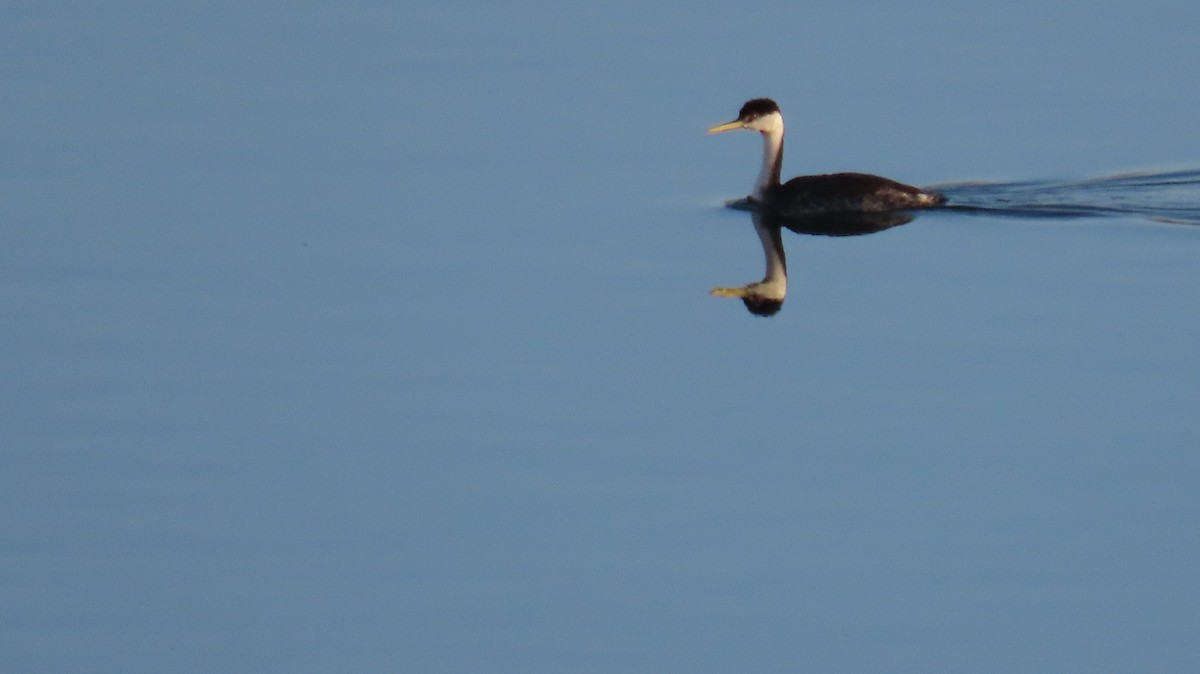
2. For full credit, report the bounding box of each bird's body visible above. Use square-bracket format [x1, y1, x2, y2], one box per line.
[709, 98, 944, 215]
[770, 172, 942, 217]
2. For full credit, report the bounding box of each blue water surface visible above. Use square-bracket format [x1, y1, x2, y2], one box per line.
[4, 2, 1200, 672]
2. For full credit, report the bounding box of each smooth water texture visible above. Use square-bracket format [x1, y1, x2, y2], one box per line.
[4, 2, 1200, 673]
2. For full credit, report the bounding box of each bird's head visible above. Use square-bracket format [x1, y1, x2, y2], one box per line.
[708, 98, 783, 135]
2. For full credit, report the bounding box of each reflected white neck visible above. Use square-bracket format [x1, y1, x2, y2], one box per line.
[753, 217, 787, 299]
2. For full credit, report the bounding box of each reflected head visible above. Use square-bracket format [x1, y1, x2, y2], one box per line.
[742, 296, 783, 317]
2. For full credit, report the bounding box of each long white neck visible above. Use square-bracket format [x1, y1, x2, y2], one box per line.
[753, 113, 785, 200]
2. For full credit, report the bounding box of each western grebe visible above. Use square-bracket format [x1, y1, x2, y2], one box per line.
[708, 98, 945, 216]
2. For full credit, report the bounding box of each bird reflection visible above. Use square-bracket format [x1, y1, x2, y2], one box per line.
[709, 209, 913, 317]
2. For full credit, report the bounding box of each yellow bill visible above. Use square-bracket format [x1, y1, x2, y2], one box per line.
[707, 120, 745, 134]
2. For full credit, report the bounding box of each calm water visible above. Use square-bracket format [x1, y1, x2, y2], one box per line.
[5, 2, 1200, 672]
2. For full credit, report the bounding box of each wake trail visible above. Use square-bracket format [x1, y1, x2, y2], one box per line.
[930, 168, 1200, 225]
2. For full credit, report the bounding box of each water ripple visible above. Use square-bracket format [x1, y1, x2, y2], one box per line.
[931, 168, 1200, 225]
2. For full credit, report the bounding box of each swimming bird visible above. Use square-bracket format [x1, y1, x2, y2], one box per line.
[708, 98, 945, 216]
